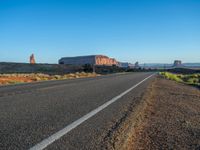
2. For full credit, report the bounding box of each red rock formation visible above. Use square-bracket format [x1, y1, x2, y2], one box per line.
[30, 54, 36, 64]
[59, 55, 119, 66]
[95, 55, 118, 66]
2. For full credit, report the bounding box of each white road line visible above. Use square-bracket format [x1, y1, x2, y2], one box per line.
[29, 73, 155, 150]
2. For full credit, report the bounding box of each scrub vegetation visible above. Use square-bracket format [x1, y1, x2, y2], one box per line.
[0, 72, 99, 85]
[159, 72, 200, 86]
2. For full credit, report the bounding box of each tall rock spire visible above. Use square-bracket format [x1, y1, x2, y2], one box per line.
[30, 54, 36, 64]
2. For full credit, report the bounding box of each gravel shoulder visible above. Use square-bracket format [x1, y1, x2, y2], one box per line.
[104, 76, 200, 150]
[127, 76, 200, 149]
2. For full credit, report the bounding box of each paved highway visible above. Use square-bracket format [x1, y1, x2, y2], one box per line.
[0, 72, 155, 150]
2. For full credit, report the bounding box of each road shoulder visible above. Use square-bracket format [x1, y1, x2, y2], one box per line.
[104, 76, 200, 149]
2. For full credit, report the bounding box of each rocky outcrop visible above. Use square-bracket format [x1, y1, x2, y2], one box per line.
[173, 60, 182, 67]
[59, 55, 118, 66]
[95, 55, 118, 66]
[30, 54, 36, 64]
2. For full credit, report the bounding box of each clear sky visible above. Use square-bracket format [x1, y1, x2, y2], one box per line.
[0, 0, 200, 64]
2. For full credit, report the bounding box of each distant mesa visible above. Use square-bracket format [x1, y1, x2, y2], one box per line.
[59, 55, 118, 66]
[173, 60, 182, 67]
[30, 54, 36, 64]
[59, 55, 135, 68]
[118, 62, 134, 68]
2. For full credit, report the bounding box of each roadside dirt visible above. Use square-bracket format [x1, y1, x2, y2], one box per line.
[127, 76, 200, 150]
[104, 76, 200, 149]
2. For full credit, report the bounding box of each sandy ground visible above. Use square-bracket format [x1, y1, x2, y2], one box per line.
[127, 76, 200, 150]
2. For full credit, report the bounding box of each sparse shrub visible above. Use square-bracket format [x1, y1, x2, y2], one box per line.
[160, 72, 200, 86]
[187, 78, 199, 84]
[54, 75, 61, 79]
[160, 72, 182, 82]
[8, 80, 24, 84]
[75, 75, 79, 78]
[33, 77, 41, 81]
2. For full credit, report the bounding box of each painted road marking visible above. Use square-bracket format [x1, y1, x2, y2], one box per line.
[29, 73, 155, 150]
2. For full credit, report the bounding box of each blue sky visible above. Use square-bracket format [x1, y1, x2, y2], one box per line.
[0, 0, 200, 64]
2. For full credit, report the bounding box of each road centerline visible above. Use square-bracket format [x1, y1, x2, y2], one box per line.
[29, 73, 155, 150]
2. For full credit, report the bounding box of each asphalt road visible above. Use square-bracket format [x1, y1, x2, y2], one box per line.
[0, 72, 155, 150]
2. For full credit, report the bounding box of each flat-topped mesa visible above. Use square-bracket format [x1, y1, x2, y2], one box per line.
[173, 60, 182, 67]
[59, 55, 118, 66]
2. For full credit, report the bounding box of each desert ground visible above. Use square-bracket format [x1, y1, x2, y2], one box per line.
[105, 76, 200, 150]
[0, 72, 99, 85]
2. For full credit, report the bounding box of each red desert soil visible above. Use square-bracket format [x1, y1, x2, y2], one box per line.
[0, 76, 33, 84]
[127, 77, 200, 150]
[0, 73, 99, 85]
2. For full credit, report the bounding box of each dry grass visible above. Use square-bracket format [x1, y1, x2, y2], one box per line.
[0, 72, 99, 85]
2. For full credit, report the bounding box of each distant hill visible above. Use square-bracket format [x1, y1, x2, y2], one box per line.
[183, 63, 200, 67]
[139, 63, 200, 69]
[139, 63, 172, 69]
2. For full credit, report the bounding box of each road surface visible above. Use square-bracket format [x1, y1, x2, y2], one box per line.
[0, 72, 155, 150]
